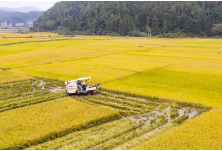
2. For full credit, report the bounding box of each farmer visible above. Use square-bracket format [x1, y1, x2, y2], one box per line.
[82, 81, 86, 90]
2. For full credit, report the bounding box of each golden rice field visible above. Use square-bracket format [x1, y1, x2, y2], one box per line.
[0, 97, 120, 149]
[1, 31, 222, 149]
[0, 69, 32, 84]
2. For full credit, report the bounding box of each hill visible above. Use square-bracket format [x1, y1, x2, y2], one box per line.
[0, 11, 43, 26]
[0, 10, 12, 20]
[0, 6, 42, 13]
[32, 1, 222, 37]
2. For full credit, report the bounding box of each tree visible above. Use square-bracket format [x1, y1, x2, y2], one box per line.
[119, 19, 125, 35]
[72, 13, 81, 31]
[89, 19, 96, 36]
[211, 24, 222, 36]
[31, 1, 222, 36]
[68, 18, 75, 32]
[151, 14, 159, 34]
[163, 20, 168, 33]
[134, 15, 140, 29]
[185, 15, 193, 33]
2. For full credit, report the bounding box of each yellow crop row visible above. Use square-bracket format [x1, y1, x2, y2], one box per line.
[0, 69, 33, 84]
[0, 97, 120, 149]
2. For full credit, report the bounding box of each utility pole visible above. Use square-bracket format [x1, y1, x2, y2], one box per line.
[148, 28, 149, 39]
[38, 28, 39, 46]
[146, 26, 150, 40]
[84, 28, 85, 43]
[170, 33, 171, 42]
[150, 29, 151, 39]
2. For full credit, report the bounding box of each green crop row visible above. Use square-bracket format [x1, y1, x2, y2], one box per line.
[99, 90, 160, 106]
[85, 96, 142, 114]
[85, 92, 161, 115]
[0, 91, 66, 113]
[85, 97, 135, 111]
[89, 118, 168, 150]
[95, 95, 149, 109]
[0, 90, 48, 105]
[0, 91, 49, 107]
[0, 80, 33, 89]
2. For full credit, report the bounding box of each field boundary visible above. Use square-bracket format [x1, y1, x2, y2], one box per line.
[0, 38, 71, 46]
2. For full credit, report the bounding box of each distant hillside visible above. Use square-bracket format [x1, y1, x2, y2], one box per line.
[32, 1, 222, 37]
[0, 10, 12, 20]
[0, 6, 42, 13]
[0, 11, 43, 26]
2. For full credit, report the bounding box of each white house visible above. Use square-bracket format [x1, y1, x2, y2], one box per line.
[27, 21, 33, 27]
[1, 22, 7, 27]
[16, 23, 24, 27]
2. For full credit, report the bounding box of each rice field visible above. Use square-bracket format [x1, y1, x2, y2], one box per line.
[0, 96, 120, 149]
[23, 90, 204, 150]
[1, 30, 222, 149]
[0, 69, 32, 84]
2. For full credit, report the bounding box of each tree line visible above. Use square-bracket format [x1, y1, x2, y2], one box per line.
[31, 1, 222, 37]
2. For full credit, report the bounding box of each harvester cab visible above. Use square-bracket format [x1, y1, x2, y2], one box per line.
[65, 77, 101, 95]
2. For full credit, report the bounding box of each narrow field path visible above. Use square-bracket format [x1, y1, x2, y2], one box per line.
[0, 38, 71, 46]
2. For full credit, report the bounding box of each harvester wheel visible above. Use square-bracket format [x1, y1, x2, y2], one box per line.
[89, 90, 94, 95]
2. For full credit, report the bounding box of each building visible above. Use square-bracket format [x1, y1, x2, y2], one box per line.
[8, 23, 12, 27]
[1, 22, 7, 27]
[27, 21, 33, 28]
[16, 23, 24, 27]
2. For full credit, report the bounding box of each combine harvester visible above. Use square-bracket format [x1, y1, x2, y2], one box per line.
[65, 77, 101, 95]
